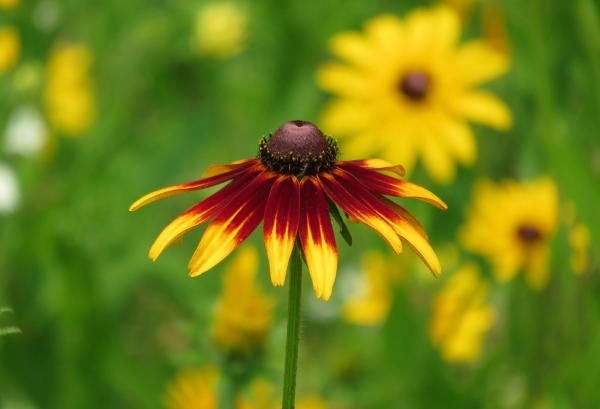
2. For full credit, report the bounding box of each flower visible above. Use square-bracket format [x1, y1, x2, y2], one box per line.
[430, 263, 495, 362]
[3, 106, 49, 157]
[317, 5, 512, 183]
[460, 177, 558, 290]
[342, 250, 404, 325]
[0, 163, 20, 214]
[130, 120, 446, 300]
[212, 245, 274, 353]
[192, 2, 248, 59]
[237, 379, 327, 409]
[164, 367, 218, 409]
[0, 27, 20, 73]
[569, 223, 591, 275]
[44, 43, 95, 136]
[0, 0, 19, 9]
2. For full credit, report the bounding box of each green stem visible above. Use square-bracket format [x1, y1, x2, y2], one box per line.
[282, 244, 303, 409]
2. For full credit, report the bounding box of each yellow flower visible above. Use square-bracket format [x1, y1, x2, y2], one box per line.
[460, 177, 558, 290]
[193, 2, 248, 59]
[430, 264, 495, 362]
[164, 367, 218, 409]
[342, 250, 405, 326]
[317, 5, 511, 183]
[44, 44, 96, 136]
[0, 27, 20, 73]
[0, 0, 19, 9]
[237, 379, 327, 409]
[212, 246, 274, 353]
[570, 224, 590, 275]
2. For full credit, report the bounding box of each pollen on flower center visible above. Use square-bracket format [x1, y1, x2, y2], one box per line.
[517, 225, 543, 244]
[399, 71, 430, 101]
[259, 120, 338, 175]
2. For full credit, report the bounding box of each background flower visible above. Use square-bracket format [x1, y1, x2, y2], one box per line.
[430, 263, 495, 362]
[212, 245, 274, 353]
[317, 5, 511, 183]
[44, 43, 95, 136]
[164, 367, 219, 409]
[3, 106, 49, 157]
[192, 2, 249, 59]
[0, 27, 20, 73]
[460, 177, 558, 290]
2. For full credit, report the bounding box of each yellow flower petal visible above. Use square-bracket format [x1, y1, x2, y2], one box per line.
[451, 91, 513, 130]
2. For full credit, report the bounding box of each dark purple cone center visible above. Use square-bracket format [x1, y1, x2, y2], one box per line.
[399, 71, 430, 101]
[268, 120, 328, 157]
[517, 225, 543, 244]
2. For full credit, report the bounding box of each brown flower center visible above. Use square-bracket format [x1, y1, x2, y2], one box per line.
[399, 71, 430, 101]
[517, 225, 543, 244]
[259, 120, 338, 175]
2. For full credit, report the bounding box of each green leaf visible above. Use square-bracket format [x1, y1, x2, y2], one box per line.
[327, 199, 353, 246]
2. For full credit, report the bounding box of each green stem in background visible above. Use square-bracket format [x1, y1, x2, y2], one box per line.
[282, 243, 303, 409]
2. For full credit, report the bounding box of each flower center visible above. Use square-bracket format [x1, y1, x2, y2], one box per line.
[399, 71, 430, 101]
[517, 225, 543, 244]
[259, 120, 338, 175]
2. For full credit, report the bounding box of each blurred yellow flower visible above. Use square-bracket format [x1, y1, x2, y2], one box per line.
[342, 250, 405, 326]
[164, 367, 218, 409]
[430, 264, 495, 362]
[237, 379, 327, 409]
[0, 0, 19, 9]
[460, 177, 558, 290]
[0, 27, 20, 73]
[317, 5, 511, 183]
[569, 224, 590, 275]
[212, 246, 274, 353]
[44, 44, 96, 136]
[193, 2, 249, 59]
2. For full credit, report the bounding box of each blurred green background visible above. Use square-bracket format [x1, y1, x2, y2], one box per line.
[1, 0, 599, 408]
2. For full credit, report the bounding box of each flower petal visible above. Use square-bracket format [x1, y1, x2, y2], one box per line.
[319, 172, 404, 255]
[376, 194, 429, 240]
[148, 167, 262, 261]
[129, 159, 259, 211]
[450, 91, 512, 130]
[342, 159, 406, 177]
[338, 164, 448, 209]
[188, 171, 276, 277]
[327, 168, 441, 275]
[299, 177, 338, 301]
[201, 158, 255, 178]
[263, 175, 301, 286]
[454, 40, 509, 85]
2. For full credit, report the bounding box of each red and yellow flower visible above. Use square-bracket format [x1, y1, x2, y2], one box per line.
[130, 121, 446, 300]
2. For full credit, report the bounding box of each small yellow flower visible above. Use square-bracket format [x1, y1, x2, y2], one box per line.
[44, 44, 96, 136]
[460, 177, 558, 290]
[193, 2, 249, 59]
[0, 0, 19, 9]
[212, 246, 274, 353]
[570, 224, 590, 275]
[237, 379, 327, 409]
[0, 27, 20, 73]
[164, 367, 218, 409]
[430, 264, 495, 362]
[318, 5, 511, 183]
[342, 250, 405, 326]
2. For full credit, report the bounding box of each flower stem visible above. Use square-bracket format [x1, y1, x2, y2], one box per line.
[282, 244, 303, 409]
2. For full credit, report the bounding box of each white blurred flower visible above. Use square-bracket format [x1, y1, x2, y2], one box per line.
[4, 106, 48, 156]
[0, 163, 20, 214]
